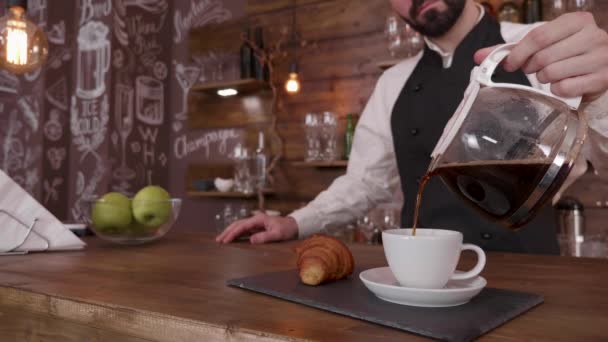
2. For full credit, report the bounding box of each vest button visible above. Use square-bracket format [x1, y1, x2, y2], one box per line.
[410, 128, 419, 136]
[481, 232, 493, 240]
[413, 83, 423, 92]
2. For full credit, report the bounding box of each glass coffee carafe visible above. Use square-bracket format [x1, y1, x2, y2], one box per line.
[429, 43, 588, 228]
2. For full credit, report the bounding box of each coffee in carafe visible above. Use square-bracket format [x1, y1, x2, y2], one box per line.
[412, 159, 574, 233]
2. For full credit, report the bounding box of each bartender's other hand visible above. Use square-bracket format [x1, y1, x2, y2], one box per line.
[215, 213, 298, 244]
[474, 12, 608, 101]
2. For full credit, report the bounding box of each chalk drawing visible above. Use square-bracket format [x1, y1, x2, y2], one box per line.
[29, 0, 47, 28]
[80, 0, 112, 26]
[174, 61, 200, 122]
[113, 84, 136, 181]
[17, 96, 40, 133]
[111, 180, 132, 195]
[76, 21, 111, 100]
[111, 131, 119, 148]
[124, 0, 167, 14]
[135, 76, 164, 125]
[2, 111, 24, 173]
[46, 147, 66, 170]
[45, 76, 69, 111]
[43, 109, 64, 142]
[113, 49, 125, 69]
[153, 60, 167, 80]
[71, 159, 106, 222]
[76, 171, 85, 195]
[24, 68, 42, 82]
[70, 94, 109, 161]
[0, 70, 19, 94]
[113, 12, 129, 47]
[158, 152, 167, 167]
[137, 126, 158, 143]
[172, 121, 183, 133]
[174, 0, 232, 43]
[173, 129, 240, 160]
[48, 21, 65, 45]
[48, 47, 72, 69]
[43, 178, 63, 204]
[131, 141, 141, 154]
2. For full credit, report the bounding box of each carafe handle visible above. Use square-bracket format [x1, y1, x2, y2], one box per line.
[476, 43, 582, 110]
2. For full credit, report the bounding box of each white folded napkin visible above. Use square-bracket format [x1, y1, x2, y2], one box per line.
[0, 169, 85, 253]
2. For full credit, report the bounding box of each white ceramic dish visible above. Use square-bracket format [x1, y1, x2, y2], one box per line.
[360, 267, 486, 307]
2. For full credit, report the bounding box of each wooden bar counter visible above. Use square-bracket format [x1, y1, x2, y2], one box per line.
[1, 231, 607, 341]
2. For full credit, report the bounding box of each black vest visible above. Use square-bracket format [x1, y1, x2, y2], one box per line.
[390, 15, 559, 254]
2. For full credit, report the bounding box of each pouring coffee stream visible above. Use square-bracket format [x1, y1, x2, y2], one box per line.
[412, 43, 587, 236]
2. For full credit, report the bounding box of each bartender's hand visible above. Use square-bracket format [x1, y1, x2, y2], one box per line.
[215, 213, 299, 244]
[474, 12, 608, 101]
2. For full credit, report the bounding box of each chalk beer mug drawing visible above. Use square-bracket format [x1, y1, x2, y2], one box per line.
[76, 21, 110, 100]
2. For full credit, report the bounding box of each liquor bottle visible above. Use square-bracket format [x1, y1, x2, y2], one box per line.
[240, 28, 253, 79]
[255, 131, 267, 189]
[522, 0, 542, 23]
[253, 27, 267, 81]
[344, 113, 355, 160]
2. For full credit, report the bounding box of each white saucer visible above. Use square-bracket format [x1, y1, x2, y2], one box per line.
[359, 267, 487, 307]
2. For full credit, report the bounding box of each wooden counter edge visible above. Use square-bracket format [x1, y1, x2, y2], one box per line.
[0, 285, 309, 342]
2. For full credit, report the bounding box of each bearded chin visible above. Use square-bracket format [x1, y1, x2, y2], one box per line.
[403, 0, 466, 38]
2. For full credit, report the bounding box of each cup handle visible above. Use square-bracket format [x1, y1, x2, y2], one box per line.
[451, 244, 486, 281]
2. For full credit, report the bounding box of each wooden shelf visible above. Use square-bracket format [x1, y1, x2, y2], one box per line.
[187, 189, 275, 199]
[191, 78, 269, 96]
[291, 160, 348, 168]
[374, 59, 402, 70]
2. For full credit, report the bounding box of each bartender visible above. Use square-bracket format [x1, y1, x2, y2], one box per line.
[217, 0, 608, 254]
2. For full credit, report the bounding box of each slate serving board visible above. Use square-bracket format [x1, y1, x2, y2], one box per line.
[227, 268, 543, 342]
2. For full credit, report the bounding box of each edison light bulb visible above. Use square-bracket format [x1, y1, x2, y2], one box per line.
[285, 62, 301, 94]
[285, 72, 300, 93]
[0, 1, 48, 74]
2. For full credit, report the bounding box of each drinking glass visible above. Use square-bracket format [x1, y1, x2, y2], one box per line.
[304, 113, 321, 161]
[580, 234, 608, 258]
[385, 14, 405, 57]
[357, 215, 378, 245]
[320, 111, 338, 161]
[403, 23, 423, 56]
[380, 206, 400, 231]
[385, 14, 423, 58]
[232, 145, 255, 194]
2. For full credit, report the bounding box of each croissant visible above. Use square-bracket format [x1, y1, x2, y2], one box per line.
[295, 235, 355, 286]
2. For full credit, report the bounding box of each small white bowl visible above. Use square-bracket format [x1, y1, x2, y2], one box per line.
[214, 178, 234, 192]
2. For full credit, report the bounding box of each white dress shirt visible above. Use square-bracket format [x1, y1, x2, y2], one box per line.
[290, 12, 608, 238]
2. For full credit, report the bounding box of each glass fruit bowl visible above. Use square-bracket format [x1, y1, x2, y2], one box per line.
[82, 197, 182, 245]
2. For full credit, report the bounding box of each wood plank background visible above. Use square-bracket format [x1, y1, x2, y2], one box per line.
[188, 0, 608, 227]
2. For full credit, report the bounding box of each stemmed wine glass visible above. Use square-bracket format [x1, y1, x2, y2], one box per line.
[113, 84, 136, 181]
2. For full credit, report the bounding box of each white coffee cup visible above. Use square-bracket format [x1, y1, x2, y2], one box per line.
[382, 228, 486, 289]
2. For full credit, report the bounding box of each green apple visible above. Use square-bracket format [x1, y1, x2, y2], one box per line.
[92, 192, 132, 233]
[132, 185, 172, 228]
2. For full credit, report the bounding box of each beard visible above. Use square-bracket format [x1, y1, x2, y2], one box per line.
[402, 0, 466, 37]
